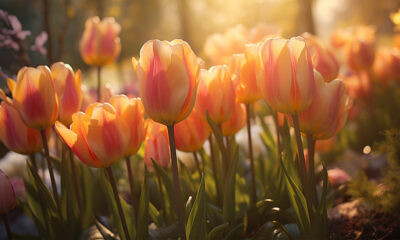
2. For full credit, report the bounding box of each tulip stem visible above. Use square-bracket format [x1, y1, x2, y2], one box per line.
[306, 134, 317, 206]
[155, 170, 167, 224]
[218, 124, 228, 181]
[291, 114, 312, 214]
[192, 152, 202, 174]
[209, 135, 221, 205]
[40, 130, 61, 214]
[125, 156, 138, 221]
[166, 124, 186, 240]
[29, 154, 38, 171]
[225, 136, 231, 166]
[69, 150, 81, 211]
[105, 167, 130, 240]
[97, 66, 102, 102]
[245, 104, 257, 204]
[2, 214, 12, 240]
[271, 110, 282, 157]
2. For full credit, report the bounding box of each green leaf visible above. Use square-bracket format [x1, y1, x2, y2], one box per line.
[137, 167, 150, 240]
[316, 162, 329, 238]
[222, 144, 239, 224]
[149, 202, 162, 226]
[152, 158, 176, 223]
[207, 222, 229, 240]
[100, 169, 136, 240]
[279, 155, 310, 234]
[186, 175, 206, 240]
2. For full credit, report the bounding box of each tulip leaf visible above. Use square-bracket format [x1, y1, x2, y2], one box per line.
[316, 162, 329, 238]
[149, 202, 162, 226]
[152, 158, 176, 223]
[185, 175, 206, 240]
[222, 144, 239, 224]
[207, 222, 229, 240]
[137, 167, 150, 240]
[279, 154, 310, 234]
[100, 169, 136, 240]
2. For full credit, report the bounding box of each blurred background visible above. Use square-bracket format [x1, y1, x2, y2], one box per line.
[0, 0, 399, 74]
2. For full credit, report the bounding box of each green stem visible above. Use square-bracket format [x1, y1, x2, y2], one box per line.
[29, 153, 38, 171]
[2, 214, 12, 240]
[40, 130, 61, 213]
[155, 170, 167, 224]
[97, 66, 102, 102]
[245, 104, 257, 204]
[69, 150, 81, 211]
[192, 152, 202, 174]
[209, 135, 221, 205]
[125, 156, 138, 222]
[166, 124, 186, 240]
[218, 124, 227, 182]
[105, 167, 130, 240]
[306, 134, 317, 206]
[225, 136, 231, 166]
[291, 114, 312, 215]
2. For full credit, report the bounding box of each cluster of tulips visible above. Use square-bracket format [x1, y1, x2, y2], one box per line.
[4, 14, 394, 240]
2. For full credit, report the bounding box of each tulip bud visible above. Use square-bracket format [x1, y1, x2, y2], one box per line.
[296, 71, 350, 140]
[302, 32, 339, 82]
[174, 109, 210, 152]
[372, 47, 400, 87]
[328, 168, 351, 188]
[258, 37, 316, 114]
[133, 39, 200, 125]
[1, 66, 58, 130]
[0, 170, 16, 214]
[342, 71, 371, 101]
[222, 101, 246, 136]
[230, 43, 262, 104]
[344, 26, 376, 72]
[0, 102, 44, 154]
[196, 65, 235, 124]
[55, 103, 129, 168]
[144, 120, 170, 168]
[109, 95, 146, 156]
[80, 17, 121, 66]
[51, 62, 82, 125]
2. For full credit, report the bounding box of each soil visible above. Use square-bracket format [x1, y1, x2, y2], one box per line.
[329, 210, 400, 239]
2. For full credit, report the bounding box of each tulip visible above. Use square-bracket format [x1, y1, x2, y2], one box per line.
[109, 95, 146, 156]
[0, 170, 16, 214]
[230, 43, 262, 104]
[174, 109, 210, 152]
[80, 17, 121, 66]
[302, 32, 339, 82]
[51, 62, 82, 125]
[54, 103, 129, 168]
[1, 66, 58, 130]
[11, 177, 25, 200]
[0, 102, 44, 155]
[327, 168, 351, 188]
[372, 47, 400, 86]
[249, 23, 282, 43]
[296, 71, 350, 140]
[143, 120, 170, 168]
[196, 65, 236, 124]
[315, 137, 336, 153]
[258, 36, 316, 114]
[80, 83, 113, 111]
[342, 71, 371, 102]
[222, 101, 246, 137]
[133, 39, 200, 125]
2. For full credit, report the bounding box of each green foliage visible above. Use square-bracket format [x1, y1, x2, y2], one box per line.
[347, 129, 400, 215]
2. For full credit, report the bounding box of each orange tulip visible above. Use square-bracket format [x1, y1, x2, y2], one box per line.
[132, 39, 200, 125]
[0, 66, 58, 130]
[54, 103, 129, 168]
[51, 62, 82, 125]
[109, 95, 146, 156]
[372, 47, 400, 86]
[230, 43, 262, 104]
[222, 101, 246, 137]
[315, 137, 336, 153]
[80, 17, 121, 66]
[0, 170, 16, 214]
[196, 65, 235, 124]
[302, 32, 339, 82]
[144, 120, 170, 168]
[342, 71, 371, 101]
[0, 102, 44, 154]
[174, 109, 210, 152]
[258, 37, 316, 114]
[296, 71, 350, 140]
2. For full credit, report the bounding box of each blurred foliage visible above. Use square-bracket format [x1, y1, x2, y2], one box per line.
[347, 129, 400, 216]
